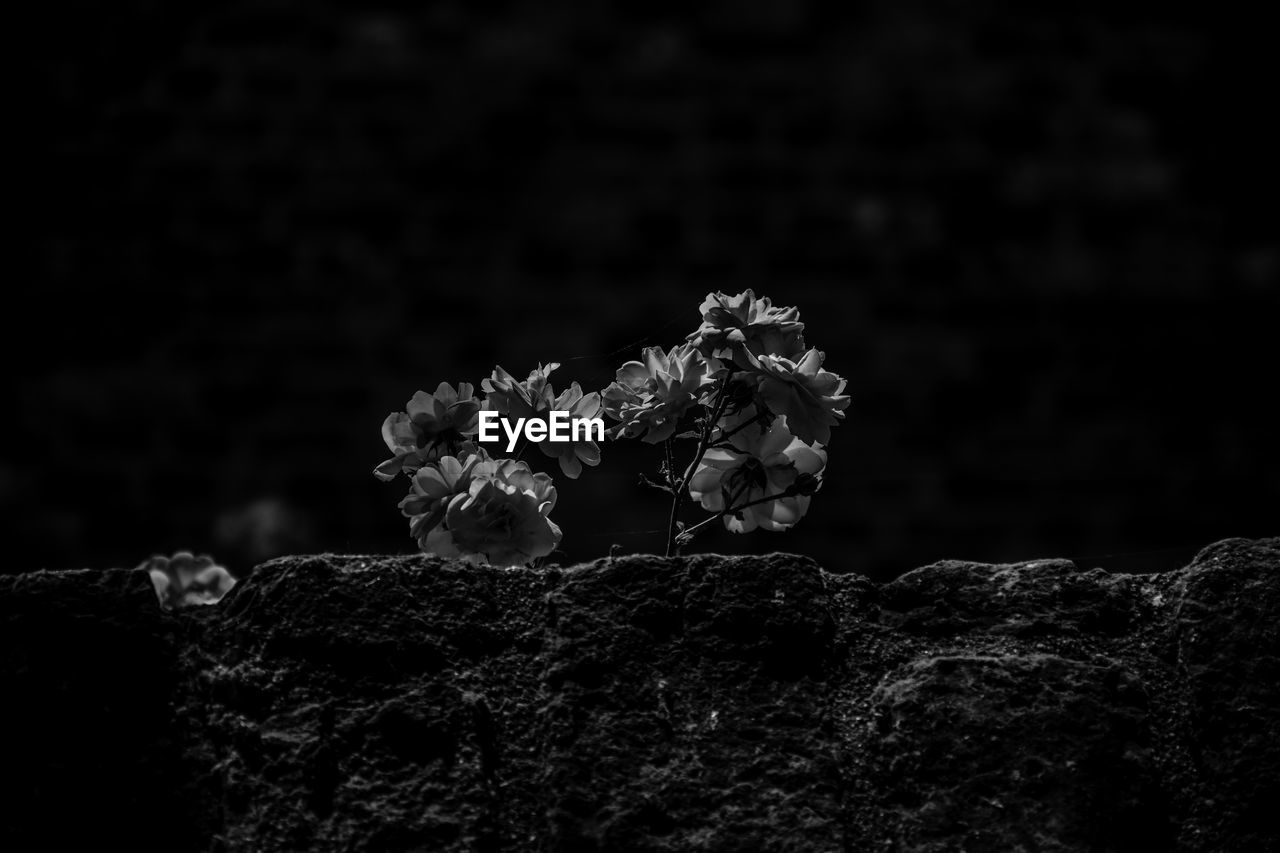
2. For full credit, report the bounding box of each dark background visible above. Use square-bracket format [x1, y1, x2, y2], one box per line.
[15, 1, 1277, 582]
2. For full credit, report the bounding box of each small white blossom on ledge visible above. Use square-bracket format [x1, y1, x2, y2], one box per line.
[142, 551, 237, 610]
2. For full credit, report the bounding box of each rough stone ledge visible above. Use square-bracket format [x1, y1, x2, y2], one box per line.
[2, 537, 1276, 851]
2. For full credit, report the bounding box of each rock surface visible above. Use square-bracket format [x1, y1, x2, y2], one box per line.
[2, 538, 1276, 851]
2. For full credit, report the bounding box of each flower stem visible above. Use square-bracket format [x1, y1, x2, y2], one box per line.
[666, 379, 732, 556]
[663, 437, 676, 489]
[638, 474, 674, 494]
[675, 511, 727, 544]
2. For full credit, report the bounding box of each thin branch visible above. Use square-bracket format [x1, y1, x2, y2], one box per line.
[663, 437, 676, 489]
[714, 408, 769, 444]
[666, 379, 733, 556]
[638, 474, 674, 494]
[676, 480, 749, 543]
[674, 512, 725, 543]
[675, 487, 798, 547]
[728, 489, 797, 514]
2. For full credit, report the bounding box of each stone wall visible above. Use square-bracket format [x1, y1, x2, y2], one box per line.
[3, 537, 1275, 850]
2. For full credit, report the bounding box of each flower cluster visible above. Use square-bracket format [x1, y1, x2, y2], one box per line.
[376, 364, 599, 566]
[602, 290, 849, 551]
[397, 450, 561, 567]
[378, 290, 848, 563]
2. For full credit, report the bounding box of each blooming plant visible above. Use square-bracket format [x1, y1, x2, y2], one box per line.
[376, 364, 590, 566]
[605, 290, 848, 554]
[376, 290, 848, 563]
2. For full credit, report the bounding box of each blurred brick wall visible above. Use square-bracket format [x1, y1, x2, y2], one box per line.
[17, 0, 1278, 579]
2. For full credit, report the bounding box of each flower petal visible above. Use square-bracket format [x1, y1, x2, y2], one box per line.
[373, 456, 405, 481]
[558, 453, 583, 479]
[785, 442, 827, 476]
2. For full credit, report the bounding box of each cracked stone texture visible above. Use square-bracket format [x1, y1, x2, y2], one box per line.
[2, 537, 1276, 851]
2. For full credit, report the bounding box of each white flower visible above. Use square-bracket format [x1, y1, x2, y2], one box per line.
[481, 363, 558, 420]
[399, 449, 490, 547]
[601, 344, 715, 443]
[374, 382, 482, 481]
[687, 289, 807, 364]
[425, 458, 562, 566]
[687, 416, 826, 533]
[746, 348, 850, 445]
[481, 364, 603, 478]
[538, 382, 604, 479]
[143, 551, 236, 610]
